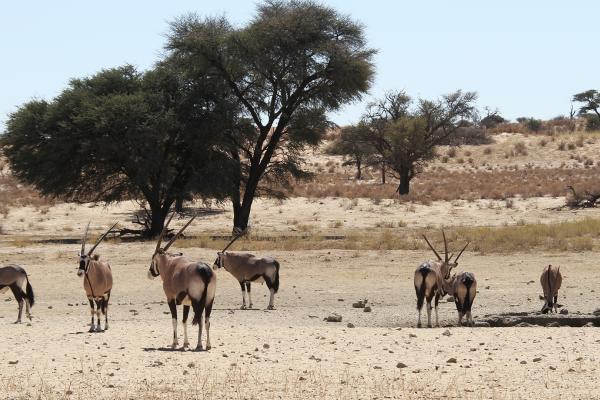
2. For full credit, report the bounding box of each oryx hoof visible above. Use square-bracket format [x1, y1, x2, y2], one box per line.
[14, 320, 22, 324]
[88, 326, 96, 333]
[267, 305, 275, 310]
[171, 343, 179, 350]
[95, 326, 104, 333]
[206, 344, 212, 351]
[427, 324, 432, 328]
[240, 305, 247, 310]
[194, 345, 204, 352]
[103, 325, 109, 330]
[248, 304, 253, 309]
[417, 322, 422, 328]
[183, 342, 190, 348]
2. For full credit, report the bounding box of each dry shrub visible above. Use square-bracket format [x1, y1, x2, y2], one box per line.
[447, 147, 457, 158]
[483, 147, 492, 155]
[513, 141, 528, 156]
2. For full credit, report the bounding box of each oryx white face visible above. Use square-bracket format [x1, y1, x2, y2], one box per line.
[213, 252, 224, 270]
[77, 254, 90, 277]
[148, 255, 160, 279]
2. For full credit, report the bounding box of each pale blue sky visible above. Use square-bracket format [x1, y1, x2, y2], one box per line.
[1, 1, 597, 131]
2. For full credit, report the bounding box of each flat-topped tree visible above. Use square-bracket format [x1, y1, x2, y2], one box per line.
[167, 0, 375, 231]
[2, 64, 235, 237]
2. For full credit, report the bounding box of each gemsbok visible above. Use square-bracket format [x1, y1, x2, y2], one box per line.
[148, 213, 216, 351]
[540, 264, 562, 314]
[0, 265, 34, 323]
[414, 231, 469, 328]
[78, 222, 117, 332]
[213, 234, 280, 310]
[442, 272, 477, 326]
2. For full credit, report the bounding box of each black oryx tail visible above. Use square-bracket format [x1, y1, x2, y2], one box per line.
[272, 260, 280, 293]
[546, 265, 553, 310]
[461, 274, 474, 313]
[25, 275, 35, 307]
[415, 267, 428, 310]
[192, 265, 212, 326]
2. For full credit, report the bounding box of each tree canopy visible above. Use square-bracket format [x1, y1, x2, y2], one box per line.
[166, 0, 375, 231]
[2, 64, 236, 236]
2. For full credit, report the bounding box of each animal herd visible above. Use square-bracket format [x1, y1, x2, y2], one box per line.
[0, 217, 564, 350]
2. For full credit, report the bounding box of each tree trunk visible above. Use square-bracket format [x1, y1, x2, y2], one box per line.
[175, 197, 184, 213]
[397, 169, 410, 195]
[148, 202, 168, 238]
[381, 162, 386, 184]
[355, 158, 362, 180]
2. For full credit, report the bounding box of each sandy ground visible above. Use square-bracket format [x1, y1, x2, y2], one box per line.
[1, 227, 599, 399]
[3, 196, 600, 240]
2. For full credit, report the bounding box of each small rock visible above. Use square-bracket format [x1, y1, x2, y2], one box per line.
[263, 343, 270, 349]
[48, 306, 53, 309]
[593, 308, 600, 316]
[409, 333, 417, 338]
[442, 329, 451, 337]
[347, 323, 355, 328]
[446, 358, 457, 364]
[559, 309, 569, 315]
[352, 300, 368, 308]
[8, 360, 18, 365]
[485, 286, 490, 290]
[396, 362, 408, 368]
[520, 360, 527, 364]
[363, 306, 372, 313]
[373, 366, 382, 370]
[549, 366, 556, 370]
[412, 369, 421, 373]
[533, 357, 542, 362]
[222, 354, 228, 358]
[299, 376, 306, 381]
[187, 362, 195, 368]
[337, 299, 344, 302]
[325, 313, 342, 322]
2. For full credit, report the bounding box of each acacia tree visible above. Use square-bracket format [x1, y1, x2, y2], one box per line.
[2, 65, 235, 236]
[166, 0, 375, 231]
[326, 123, 374, 180]
[363, 90, 477, 195]
[573, 90, 600, 130]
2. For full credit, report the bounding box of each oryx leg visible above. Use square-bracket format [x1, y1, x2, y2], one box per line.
[88, 297, 96, 332]
[239, 281, 247, 310]
[94, 298, 103, 332]
[9, 284, 24, 324]
[554, 294, 558, 313]
[434, 292, 440, 328]
[245, 282, 253, 309]
[103, 291, 110, 330]
[192, 297, 206, 351]
[168, 300, 178, 348]
[426, 297, 432, 328]
[182, 305, 190, 348]
[265, 275, 276, 310]
[205, 299, 214, 350]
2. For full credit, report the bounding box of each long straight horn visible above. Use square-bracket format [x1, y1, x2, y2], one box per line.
[87, 222, 119, 256]
[163, 215, 196, 251]
[81, 221, 90, 255]
[454, 242, 470, 263]
[155, 211, 176, 254]
[422, 234, 442, 261]
[442, 229, 449, 264]
[221, 231, 244, 253]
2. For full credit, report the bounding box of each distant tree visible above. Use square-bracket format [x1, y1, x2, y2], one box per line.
[573, 90, 600, 131]
[2, 65, 235, 237]
[526, 118, 543, 133]
[327, 123, 374, 180]
[167, 0, 375, 231]
[363, 90, 412, 184]
[480, 107, 506, 129]
[364, 90, 477, 195]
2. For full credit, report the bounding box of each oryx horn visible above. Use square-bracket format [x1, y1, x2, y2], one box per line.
[163, 215, 197, 251]
[221, 230, 245, 253]
[81, 221, 90, 255]
[422, 234, 442, 261]
[442, 229, 449, 264]
[87, 222, 119, 256]
[454, 242, 470, 263]
[155, 211, 176, 254]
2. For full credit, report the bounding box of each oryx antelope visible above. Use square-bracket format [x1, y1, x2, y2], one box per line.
[0, 265, 35, 323]
[540, 264, 562, 314]
[213, 234, 280, 310]
[442, 272, 477, 326]
[414, 231, 469, 328]
[148, 213, 216, 351]
[78, 222, 117, 332]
